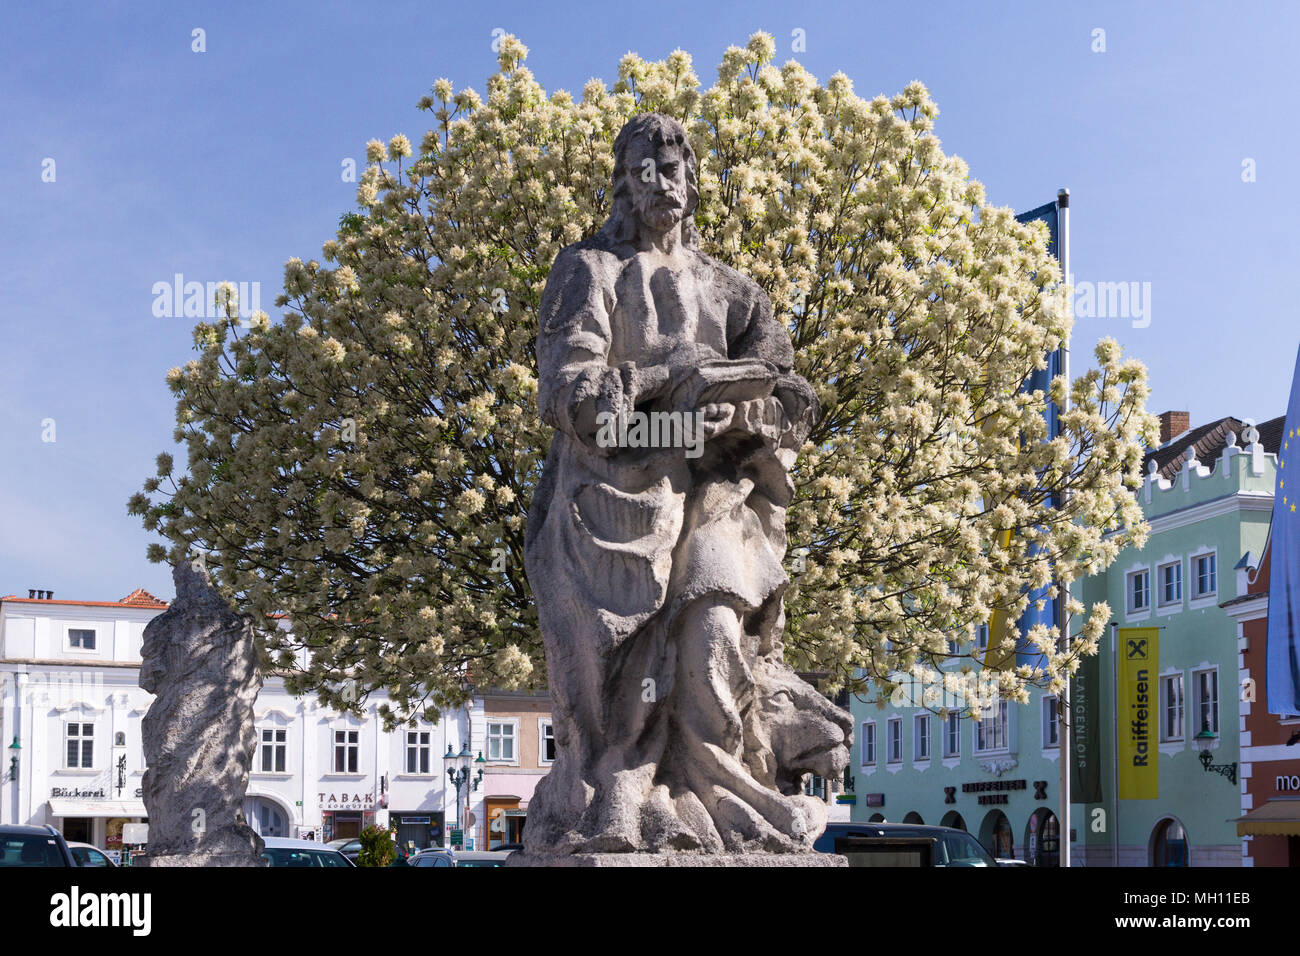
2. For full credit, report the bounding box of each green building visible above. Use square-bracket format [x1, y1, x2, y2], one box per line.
[848, 411, 1283, 866]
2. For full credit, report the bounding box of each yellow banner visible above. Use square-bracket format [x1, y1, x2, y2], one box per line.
[1118, 627, 1159, 800]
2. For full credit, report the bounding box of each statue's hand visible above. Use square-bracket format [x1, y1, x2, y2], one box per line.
[698, 402, 737, 440]
[732, 396, 785, 445]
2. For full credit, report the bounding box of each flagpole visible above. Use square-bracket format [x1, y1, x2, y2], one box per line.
[1057, 187, 1071, 867]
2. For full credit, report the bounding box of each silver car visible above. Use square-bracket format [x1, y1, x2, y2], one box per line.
[260, 836, 355, 867]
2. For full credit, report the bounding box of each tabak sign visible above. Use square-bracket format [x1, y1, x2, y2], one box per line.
[318, 791, 376, 810]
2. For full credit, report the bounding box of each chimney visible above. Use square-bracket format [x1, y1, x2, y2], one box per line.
[1159, 410, 1189, 445]
[46, 591, 53, 600]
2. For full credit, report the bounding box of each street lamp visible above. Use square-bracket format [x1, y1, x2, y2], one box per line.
[6, 736, 18, 783]
[1194, 722, 1237, 784]
[445, 742, 483, 837]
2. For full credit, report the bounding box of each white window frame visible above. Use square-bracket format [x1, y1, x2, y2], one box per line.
[887, 717, 902, 764]
[1157, 559, 1183, 609]
[258, 726, 288, 774]
[63, 623, 102, 655]
[63, 720, 96, 770]
[943, 714, 961, 758]
[405, 729, 432, 775]
[975, 623, 989, 652]
[1160, 673, 1185, 742]
[1191, 550, 1218, 603]
[1042, 695, 1059, 749]
[538, 718, 556, 765]
[913, 715, 930, 762]
[1193, 667, 1219, 737]
[332, 727, 360, 774]
[1126, 568, 1151, 615]
[975, 701, 1010, 754]
[860, 721, 876, 767]
[486, 719, 520, 765]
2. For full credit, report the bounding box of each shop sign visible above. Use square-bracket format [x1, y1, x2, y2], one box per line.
[318, 792, 375, 810]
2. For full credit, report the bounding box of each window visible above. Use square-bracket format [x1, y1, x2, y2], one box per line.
[1042, 696, 1059, 748]
[259, 728, 287, 773]
[914, 715, 930, 761]
[975, 701, 1008, 753]
[333, 729, 359, 773]
[67, 628, 96, 651]
[1194, 553, 1217, 598]
[487, 721, 516, 761]
[1127, 569, 1150, 612]
[1158, 561, 1182, 606]
[975, 624, 989, 651]
[887, 718, 902, 763]
[944, 714, 961, 758]
[1195, 669, 1219, 736]
[539, 720, 556, 764]
[65, 722, 94, 769]
[860, 721, 876, 766]
[804, 774, 827, 800]
[1160, 674, 1184, 741]
[406, 731, 431, 774]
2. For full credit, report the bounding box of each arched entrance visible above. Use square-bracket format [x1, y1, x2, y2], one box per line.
[903, 811, 924, 824]
[244, 795, 292, 838]
[1150, 817, 1190, 867]
[940, 811, 967, 831]
[1025, 808, 1060, 866]
[979, 809, 1014, 860]
[868, 813, 887, 823]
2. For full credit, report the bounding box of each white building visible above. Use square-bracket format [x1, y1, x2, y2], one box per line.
[0, 588, 546, 854]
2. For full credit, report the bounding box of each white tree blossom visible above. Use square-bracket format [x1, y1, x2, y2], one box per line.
[130, 33, 1156, 725]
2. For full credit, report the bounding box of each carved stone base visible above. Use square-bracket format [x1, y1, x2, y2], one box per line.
[506, 852, 846, 867]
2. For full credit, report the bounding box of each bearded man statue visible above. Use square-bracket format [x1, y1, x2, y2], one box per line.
[521, 112, 852, 859]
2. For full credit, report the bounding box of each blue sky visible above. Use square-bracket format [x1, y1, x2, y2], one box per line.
[3, 0, 1297, 602]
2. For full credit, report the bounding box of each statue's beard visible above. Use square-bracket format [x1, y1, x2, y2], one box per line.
[636, 197, 684, 235]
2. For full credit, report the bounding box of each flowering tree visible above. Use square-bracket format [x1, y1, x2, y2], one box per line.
[130, 33, 1156, 725]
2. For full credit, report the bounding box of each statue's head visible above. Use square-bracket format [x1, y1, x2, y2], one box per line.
[601, 113, 700, 249]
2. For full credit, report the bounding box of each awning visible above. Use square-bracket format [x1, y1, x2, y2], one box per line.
[1235, 798, 1300, 836]
[48, 798, 146, 818]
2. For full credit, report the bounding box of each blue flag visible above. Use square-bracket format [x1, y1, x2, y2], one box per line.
[1011, 201, 1063, 670]
[1267, 341, 1300, 716]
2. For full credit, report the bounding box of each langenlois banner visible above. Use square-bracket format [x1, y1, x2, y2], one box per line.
[1118, 627, 1159, 800]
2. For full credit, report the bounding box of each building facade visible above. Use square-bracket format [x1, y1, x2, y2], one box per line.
[848, 411, 1282, 865]
[1224, 535, 1300, 865]
[0, 589, 552, 856]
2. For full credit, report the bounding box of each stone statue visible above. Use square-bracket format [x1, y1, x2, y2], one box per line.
[139, 563, 266, 866]
[518, 113, 852, 863]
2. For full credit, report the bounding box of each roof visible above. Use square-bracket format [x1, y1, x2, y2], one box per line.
[1145, 414, 1285, 480]
[0, 590, 169, 611]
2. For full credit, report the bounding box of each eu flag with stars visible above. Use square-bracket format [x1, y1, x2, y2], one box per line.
[1267, 341, 1300, 716]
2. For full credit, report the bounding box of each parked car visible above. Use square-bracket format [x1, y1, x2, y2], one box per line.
[327, 838, 362, 862]
[453, 849, 511, 867]
[489, 842, 524, 852]
[408, 848, 511, 867]
[409, 848, 456, 867]
[814, 822, 1000, 867]
[261, 836, 355, 867]
[0, 824, 78, 867]
[68, 842, 118, 867]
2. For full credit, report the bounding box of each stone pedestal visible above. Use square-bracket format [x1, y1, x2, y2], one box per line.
[506, 852, 847, 867]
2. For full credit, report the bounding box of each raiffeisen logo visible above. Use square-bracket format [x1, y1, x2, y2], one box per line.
[49, 887, 151, 937]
